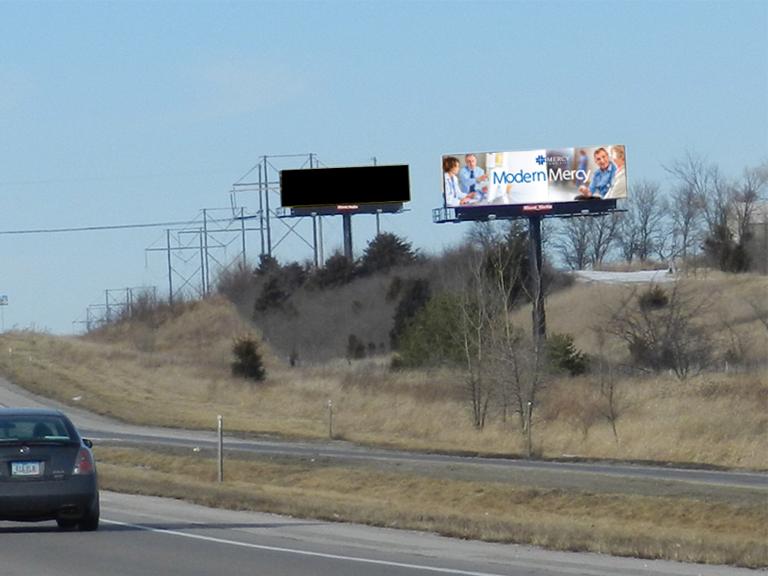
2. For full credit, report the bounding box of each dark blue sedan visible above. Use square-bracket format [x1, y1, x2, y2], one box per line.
[0, 408, 99, 530]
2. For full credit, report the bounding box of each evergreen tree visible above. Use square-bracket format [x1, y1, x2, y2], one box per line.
[390, 278, 431, 350]
[359, 233, 417, 276]
[231, 335, 267, 381]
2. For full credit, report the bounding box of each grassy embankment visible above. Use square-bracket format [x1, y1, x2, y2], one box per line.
[0, 273, 766, 566]
[94, 445, 768, 568]
[1, 274, 765, 468]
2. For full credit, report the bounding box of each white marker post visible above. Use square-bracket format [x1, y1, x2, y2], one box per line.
[217, 415, 224, 483]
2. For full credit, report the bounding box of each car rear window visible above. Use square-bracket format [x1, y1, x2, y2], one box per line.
[0, 415, 74, 442]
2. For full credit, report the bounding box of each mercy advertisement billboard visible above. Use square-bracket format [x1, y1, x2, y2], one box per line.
[441, 145, 627, 211]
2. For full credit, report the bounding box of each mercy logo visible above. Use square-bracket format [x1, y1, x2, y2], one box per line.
[493, 170, 547, 185]
[549, 168, 589, 182]
[493, 168, 589, 185]
[535, 155, 546, 165]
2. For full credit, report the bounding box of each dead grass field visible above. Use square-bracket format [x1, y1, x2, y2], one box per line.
[1, 278, 766, 566]
[94, 445, 768, 568]
[0, 279, 766, 470]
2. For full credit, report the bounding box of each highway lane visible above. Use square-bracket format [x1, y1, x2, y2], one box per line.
[1, 376, 766, 497]
[0, 492, 757, 576]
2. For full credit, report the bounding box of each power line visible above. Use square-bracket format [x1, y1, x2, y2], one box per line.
[0, 220, 201, 236]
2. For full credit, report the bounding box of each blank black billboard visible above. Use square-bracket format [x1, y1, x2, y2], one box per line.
[280, 165, 410, 208]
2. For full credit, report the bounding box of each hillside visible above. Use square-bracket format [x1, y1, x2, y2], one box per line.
[0, 272, 765, 470]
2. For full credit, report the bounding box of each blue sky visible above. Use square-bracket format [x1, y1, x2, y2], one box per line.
[0, 0, 766, 333]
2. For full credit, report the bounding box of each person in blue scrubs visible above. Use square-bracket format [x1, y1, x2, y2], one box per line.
[578, 147, 616, 198]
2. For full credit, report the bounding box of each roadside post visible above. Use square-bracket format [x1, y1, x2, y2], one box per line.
[217, 415, 224, 483]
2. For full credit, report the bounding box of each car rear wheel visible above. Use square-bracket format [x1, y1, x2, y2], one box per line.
[78, 495, 100, 531]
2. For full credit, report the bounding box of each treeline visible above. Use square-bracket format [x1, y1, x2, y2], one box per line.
[555, 155, 768, 273]
[215, 227, 574, 365]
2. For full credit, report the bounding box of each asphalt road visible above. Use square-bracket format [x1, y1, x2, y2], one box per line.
[0, 491, 758, 576]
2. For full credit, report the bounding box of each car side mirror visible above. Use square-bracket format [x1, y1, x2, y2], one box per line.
[83, 438, 93, 449]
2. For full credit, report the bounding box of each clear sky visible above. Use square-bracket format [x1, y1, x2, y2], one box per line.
[0, 0, 766, 334]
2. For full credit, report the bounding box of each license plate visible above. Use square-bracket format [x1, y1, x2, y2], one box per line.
[11, 461, 43, 477]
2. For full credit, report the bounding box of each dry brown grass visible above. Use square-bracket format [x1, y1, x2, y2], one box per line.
[0, 279, 765, 470]
[535, 272, 768, 365]
[95, 446, 768, 568]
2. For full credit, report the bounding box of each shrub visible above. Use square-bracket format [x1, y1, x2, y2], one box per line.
[607, 282, 713, 379]
[231, 335, 267, 381]
[638, 284, 669, 311]
[546, 333, 589, 376]
[346, 334, 366, 360]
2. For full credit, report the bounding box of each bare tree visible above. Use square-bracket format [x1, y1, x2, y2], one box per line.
[555, 217, 591, 270]
[668, 184, 704, 264]
[592, 328, 628, 445]
[664, 152, 723, 267]
[732, 164, 768, 241]
[588, 213, 621, 267]
[616, 210, 640, 264]
[484, 236, 548, 456]
[605, 282, 713, 379]
[458, 253, 495, 430]
[701, 167, 732, 240]
[630, 181, 668, 262]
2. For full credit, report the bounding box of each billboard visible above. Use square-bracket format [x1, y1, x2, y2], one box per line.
[441, 145, 627, 210]
[280, 165, 410, 210]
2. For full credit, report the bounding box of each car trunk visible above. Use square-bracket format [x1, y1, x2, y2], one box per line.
[0, 441, 80, 482]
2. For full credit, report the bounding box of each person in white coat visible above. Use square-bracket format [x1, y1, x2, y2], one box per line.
[444, 156, 474, 207]
[605, 145, 626, 199]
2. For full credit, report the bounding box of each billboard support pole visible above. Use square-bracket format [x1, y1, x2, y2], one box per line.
[311, 214, 319, 268]
[319, 216, 324, 265]
[528, 216, 546, 348]
[343, 214, 353, 261]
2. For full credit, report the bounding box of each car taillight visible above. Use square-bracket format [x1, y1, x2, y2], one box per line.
[73, 448, 95, 475]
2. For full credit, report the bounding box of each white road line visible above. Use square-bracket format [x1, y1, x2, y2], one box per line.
[102, 519, 508, 576]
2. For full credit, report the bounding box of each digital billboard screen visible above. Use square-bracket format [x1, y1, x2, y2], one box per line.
[280, 165, 410, 209]
[441, 145, 626, 209]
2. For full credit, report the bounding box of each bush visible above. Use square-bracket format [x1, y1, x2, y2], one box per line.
[346, 334, 366, 360]
[546, 333, 589, 376]
[638, 284, 668, 311]
[231, 335, 267, 381]
[607, 282, 713, 379]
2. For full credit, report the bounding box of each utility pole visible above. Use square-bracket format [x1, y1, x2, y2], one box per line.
[202, 209, 210, 296]
[264, 156, 272, 257]
[240, 207, 247, 267]
[166, 229, 173, 305]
